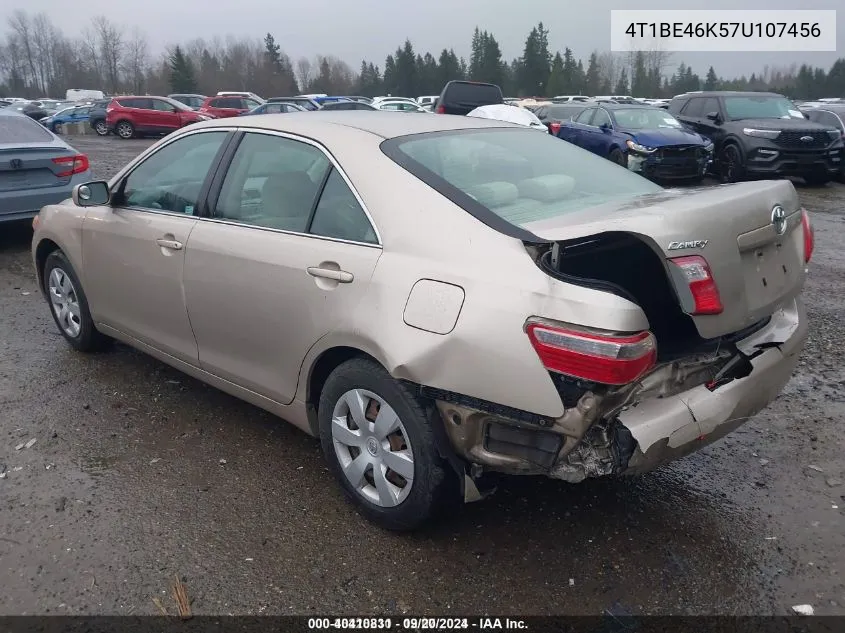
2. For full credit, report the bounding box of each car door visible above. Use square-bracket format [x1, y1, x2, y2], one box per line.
[150, 98, 181, 132]
[558, 107, 594, 143]
[82, 129, 232, 363]
[183, 130, 382, 404]
[587, 108, 614, 156]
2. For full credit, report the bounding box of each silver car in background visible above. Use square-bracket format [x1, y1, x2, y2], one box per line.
[1, 108, 93, 223]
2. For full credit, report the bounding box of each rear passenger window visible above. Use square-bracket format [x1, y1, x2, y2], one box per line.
[309, 169, 377, 244]
[681, 99, 704, 117]
[574, 109, 595, 124]
[214, 133, 330, 232]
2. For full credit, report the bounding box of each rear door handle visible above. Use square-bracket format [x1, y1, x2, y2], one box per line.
[307, 267, 353, 283]
[156, 238, 183, 250]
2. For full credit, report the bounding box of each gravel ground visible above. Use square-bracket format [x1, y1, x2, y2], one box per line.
[1, 134, 843, 616]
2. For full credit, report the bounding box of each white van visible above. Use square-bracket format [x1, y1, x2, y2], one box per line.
[66, 89, 105, 102]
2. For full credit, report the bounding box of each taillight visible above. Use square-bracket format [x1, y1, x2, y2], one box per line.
[549, 122, 561, 135]
[801, 208, 814, 263]
[525, 321, 657, 386]
[435, 104, 445, 114]
[52, 154, 89, 177]
[668, 255, 723, 315]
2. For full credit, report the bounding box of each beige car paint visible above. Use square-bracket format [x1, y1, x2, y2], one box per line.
[32, 112, 808, 488]
[82, 209, 200, 362]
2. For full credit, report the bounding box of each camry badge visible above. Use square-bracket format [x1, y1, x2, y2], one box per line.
[667, 240, 708, 250]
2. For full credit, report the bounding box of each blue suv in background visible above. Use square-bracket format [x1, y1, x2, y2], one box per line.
[556, 103, 714, 183]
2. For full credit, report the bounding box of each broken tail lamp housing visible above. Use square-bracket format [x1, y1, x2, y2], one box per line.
[525, 321, 657, 386]
[667, 255, 723, 315]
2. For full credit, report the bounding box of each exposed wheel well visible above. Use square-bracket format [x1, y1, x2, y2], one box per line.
[305, 346, 380, 434]
[35, 239, 61, 290]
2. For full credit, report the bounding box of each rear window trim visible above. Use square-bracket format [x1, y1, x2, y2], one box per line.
[380, 128, 547, 243]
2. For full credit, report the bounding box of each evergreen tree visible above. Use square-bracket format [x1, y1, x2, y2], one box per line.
[383, 54, 397, 94]
[614, 69, 629, 95]
[704, 66, 718, 91]
[518, 23, 551, 95]
[168, 46, 197, 93]
[560, 47, 579, 94]
[584, 51, 600, 95]
[437, 48, 463, 88]
[631, 51, 647, 96]
[546, 52, 564, 97]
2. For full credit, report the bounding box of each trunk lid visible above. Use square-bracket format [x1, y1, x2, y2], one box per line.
[0, 146, 75, 192]
[522, 180, 806, 340]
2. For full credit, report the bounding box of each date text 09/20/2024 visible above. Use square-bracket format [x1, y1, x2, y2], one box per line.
[307, 617, 528, 630]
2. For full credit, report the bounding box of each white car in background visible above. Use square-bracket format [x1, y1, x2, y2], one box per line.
[374, 99, 428, 112]
[417, 95, 439, 107]
[467, 104, 547, 130]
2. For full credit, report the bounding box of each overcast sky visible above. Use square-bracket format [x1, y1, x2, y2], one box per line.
[3, 0, 843, 78]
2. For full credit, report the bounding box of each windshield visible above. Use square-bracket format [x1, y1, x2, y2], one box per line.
[724, 96, 804, 120]
[613, 108, 682, 129]
[383, 129, 661, 227]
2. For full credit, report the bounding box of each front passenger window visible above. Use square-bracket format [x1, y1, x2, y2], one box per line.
[121, 131, 228, 214]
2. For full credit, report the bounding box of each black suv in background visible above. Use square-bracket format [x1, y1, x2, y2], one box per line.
[433, 80, 503, 115]
[669, 91, 843, 185]
[87, 99, 111, 136]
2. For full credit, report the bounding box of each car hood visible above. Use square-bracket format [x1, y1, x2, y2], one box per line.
[622, 126, 707, 146]
[728, 117, 831, 131]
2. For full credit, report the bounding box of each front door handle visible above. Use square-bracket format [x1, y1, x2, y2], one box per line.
[156, 238, 183, 250]
[307, 267, 353, 283]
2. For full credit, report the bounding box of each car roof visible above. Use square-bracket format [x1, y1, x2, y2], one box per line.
[193, 110, 522, 139]
[588, 103, 660, 110]
[675, 91, 784, 98]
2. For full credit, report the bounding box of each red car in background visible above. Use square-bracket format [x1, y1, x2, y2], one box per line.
[106, 96, 213, 139]
[198, 95, 263, 118]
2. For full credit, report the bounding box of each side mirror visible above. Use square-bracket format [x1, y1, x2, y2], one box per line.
[72, 181, 110, 207]
[600, 123, 612, 132]
[705, 112, 720, 123]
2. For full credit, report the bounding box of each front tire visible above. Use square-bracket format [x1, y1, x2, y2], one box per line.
[115, 120, 135, 139]
[609, 148, 627, 167]
[719, 144, 745, 183]
[318, 358, 458, 531]
[94, 120, 109, 136]
[43, 250, 111, 352]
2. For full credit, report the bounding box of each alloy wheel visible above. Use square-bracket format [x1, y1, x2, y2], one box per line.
[116, 122, 133, 139]
[48, 267, 82, 338]
[331, 388, 415, 508]
[95, 121, 108, 135]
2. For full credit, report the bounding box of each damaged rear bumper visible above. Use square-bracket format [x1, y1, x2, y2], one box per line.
[433, 299, 807, 483]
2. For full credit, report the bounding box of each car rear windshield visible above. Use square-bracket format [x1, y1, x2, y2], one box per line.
[723, 96, 804, 120]
[382, 128, 661, 228]
[547, 105, 587, 119]
[0, 114, 54, 143]
[443, 83, 502, 106]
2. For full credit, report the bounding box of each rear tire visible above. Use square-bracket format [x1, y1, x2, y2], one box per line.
[318, 357, 459, 531]
[115, 120, 135, 139]
[94, 120, 109, 136]
[43, 250, 111, 353]
[609, 148, 627, 167]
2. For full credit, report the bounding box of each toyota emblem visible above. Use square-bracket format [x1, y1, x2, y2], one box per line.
[771, 205, 787, 235]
